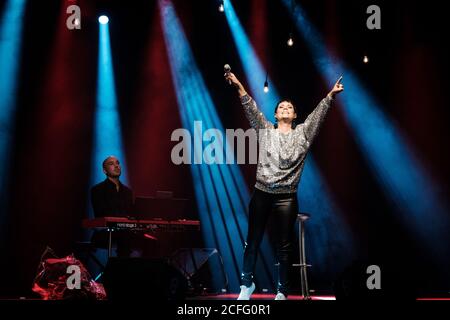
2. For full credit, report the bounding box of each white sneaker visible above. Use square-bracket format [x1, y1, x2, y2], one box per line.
[274, 292, 287, 300]
[237, 282, 255, 300]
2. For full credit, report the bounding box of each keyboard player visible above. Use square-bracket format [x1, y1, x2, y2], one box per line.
[90, 156, 134, 257]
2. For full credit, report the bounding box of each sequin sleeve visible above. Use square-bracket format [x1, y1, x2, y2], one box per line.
[240, 94, 271, 130]
[302, 95, 333, 145]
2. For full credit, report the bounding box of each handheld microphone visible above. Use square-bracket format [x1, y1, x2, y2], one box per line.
[224, 64, 231, 85]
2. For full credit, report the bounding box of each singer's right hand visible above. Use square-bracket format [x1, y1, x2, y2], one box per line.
[224, 72, 240, 87]
[224, 72, 247, 97]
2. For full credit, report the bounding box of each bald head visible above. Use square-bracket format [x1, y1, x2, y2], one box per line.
[102, 156, 121, 178]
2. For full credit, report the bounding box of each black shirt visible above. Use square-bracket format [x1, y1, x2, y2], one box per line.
[91, 178, 133, 217]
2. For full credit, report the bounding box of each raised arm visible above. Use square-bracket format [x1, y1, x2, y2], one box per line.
[303, 76, 344, 145]
[225, 72, 271, 130]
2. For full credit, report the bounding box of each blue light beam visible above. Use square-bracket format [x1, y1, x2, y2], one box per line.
[91, 20, 127, 187]
[282, 0, 450, 262]
[0, 0, 27, 236]
[159, 0, 275, 291]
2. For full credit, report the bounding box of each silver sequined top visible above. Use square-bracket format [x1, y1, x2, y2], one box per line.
[240, 94, 333, 194]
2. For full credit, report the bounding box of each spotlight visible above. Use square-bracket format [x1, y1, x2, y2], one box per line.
[263, 80, 269, 93]
[219, 1, 224, 12]
[98, 15, 109, 25]
[287, 33, 294, 47]
[363, 55, 369, 64]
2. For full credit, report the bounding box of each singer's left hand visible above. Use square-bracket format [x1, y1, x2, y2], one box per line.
[328, 76, 344, 98]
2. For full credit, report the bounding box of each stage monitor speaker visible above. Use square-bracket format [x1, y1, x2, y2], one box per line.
[333, 260, 416, 300]
[103, 257, 187, 301]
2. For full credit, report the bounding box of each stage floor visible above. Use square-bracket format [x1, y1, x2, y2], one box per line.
[188, 293, 336, 300]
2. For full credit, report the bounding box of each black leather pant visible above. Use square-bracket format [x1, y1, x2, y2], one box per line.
[241, 188, 298, 295]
